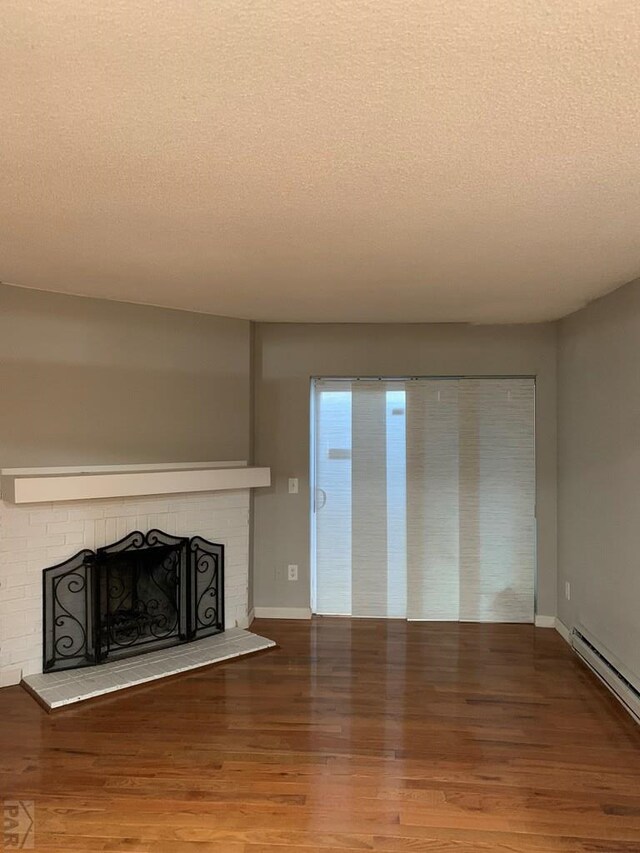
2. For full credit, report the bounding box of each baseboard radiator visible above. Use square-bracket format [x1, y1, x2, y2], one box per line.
[572, 627, 640, 724]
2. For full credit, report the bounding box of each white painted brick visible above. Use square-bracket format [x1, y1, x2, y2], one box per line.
[22, 534, 66, 549]
[0, 636, 29, 655]
[47, 520, 86, 534]
[0, 667, 22, 687]
[94, 518, 106, 546]
[104, 517, 117, 543]
[64, 532, 86, 545]
[0, 537, 27, 553]
[131, 500, 171, 514]
[3, 572, 27, 588]
[1, 586, 26, 602]
[3, 521, 48, 537]
[228, 547, 249, 558]
[0, 613, 26, 640]
[83, 521, 96, 551]
[29, 509, 69, 524]
[67, 505, 106, 520]
[0, 502, 24, 518]
[161, 515, 178, 535]
[8, 550, 47, 567]
[115, 499, 145, 512]
[1, 488, 251, 683]
[136, 514, 151, 532]
[174, 511, 191, 529]
[20, 659, 41, 677]
[46, 545, 76, 563]
[116, 517, 129, 539]
[7, 646, 31, 664]
[227, 539, 249, 550]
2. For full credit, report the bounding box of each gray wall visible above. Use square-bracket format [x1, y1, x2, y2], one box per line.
[253, 322, 558, 616]
[0, 284, 251, 467]
[0, 285, 565, 625]
[558, 278, 640, 679]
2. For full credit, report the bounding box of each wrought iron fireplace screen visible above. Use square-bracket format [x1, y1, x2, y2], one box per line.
[43, 529, 224, 672]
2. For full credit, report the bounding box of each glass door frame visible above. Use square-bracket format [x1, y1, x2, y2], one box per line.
[309, 374, 538, 620]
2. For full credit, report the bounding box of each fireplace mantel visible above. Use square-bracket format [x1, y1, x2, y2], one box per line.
[0, 461, 271, 504]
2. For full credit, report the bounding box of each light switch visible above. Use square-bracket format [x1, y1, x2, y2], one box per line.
[288, 478, 299, 494]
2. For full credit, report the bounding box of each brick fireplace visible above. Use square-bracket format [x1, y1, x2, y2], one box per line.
[0, 463, 269, 688]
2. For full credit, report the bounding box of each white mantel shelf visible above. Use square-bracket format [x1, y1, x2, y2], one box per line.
[0, 462, 271, 504]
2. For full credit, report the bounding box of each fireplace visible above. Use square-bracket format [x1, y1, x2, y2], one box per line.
[42, 529, 224, 672]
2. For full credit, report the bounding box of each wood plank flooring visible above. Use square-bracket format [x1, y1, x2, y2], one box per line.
[1, 618, 640, 851]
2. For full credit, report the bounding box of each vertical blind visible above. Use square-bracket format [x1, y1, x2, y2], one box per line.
[313, 378, 535, 622]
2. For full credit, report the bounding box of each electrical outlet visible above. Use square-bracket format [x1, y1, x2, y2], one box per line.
[565, 581, 571, 601]
[288, 478, 299, 494]
[287, 564, 298, 581]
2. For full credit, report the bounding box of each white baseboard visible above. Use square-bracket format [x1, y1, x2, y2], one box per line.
[253, 607, 312, 620]
[555, 618, 571, 644]
[250, 610, 573, 634]
[534, 615, 556, 628]
[572, 627, 640, 724]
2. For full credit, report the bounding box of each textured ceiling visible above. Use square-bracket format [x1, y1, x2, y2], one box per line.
[1, 1, 640, 323]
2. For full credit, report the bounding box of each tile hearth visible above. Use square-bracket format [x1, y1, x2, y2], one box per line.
[22, 627, 275, 710]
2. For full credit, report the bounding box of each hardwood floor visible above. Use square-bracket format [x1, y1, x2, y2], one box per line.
[1, 618, 640, 852]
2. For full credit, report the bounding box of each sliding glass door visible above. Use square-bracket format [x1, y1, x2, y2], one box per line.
[312, 377, 536, 623]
